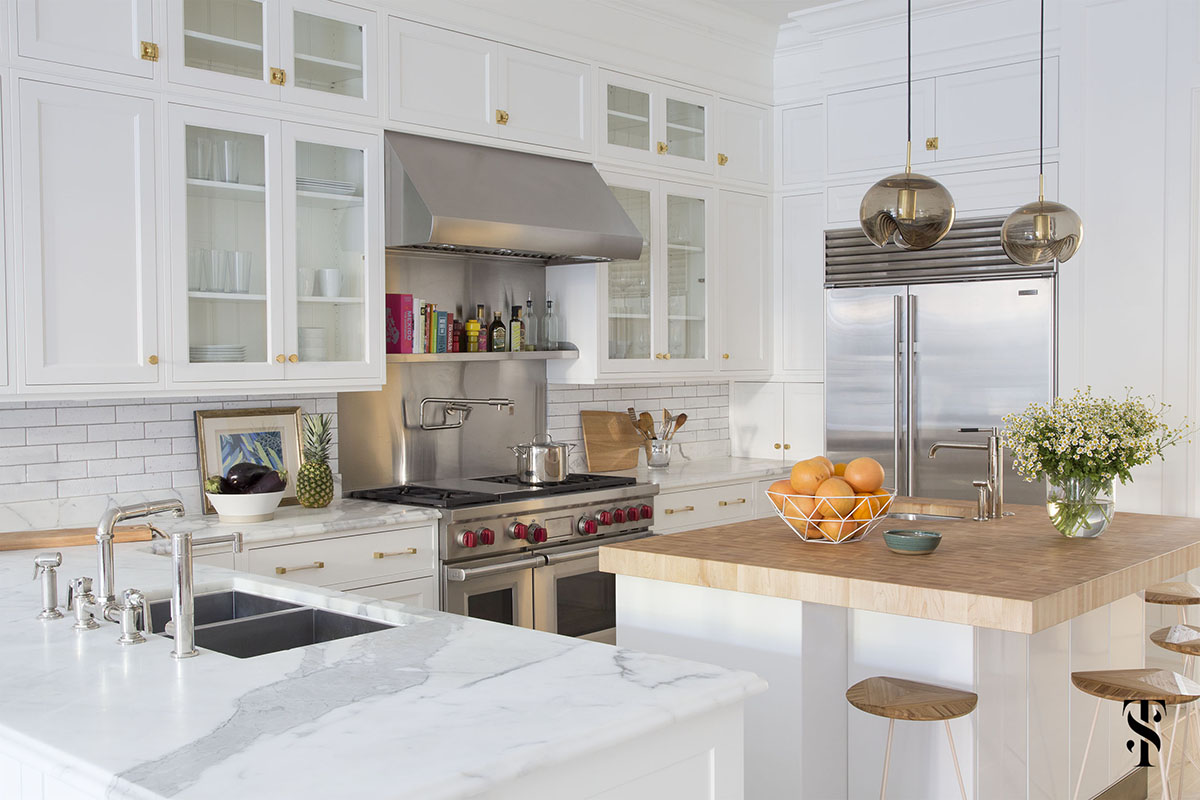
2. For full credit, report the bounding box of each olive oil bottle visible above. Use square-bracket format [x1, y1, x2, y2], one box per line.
[488, 311, 507, 352]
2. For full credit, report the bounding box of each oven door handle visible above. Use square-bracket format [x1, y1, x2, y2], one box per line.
[445, 555, 546, 582]
[541, 532, 655, 565]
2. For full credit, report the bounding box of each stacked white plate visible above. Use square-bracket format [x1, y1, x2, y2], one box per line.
[190, 344, 246, 363]
[296, 177, 357, 196]
[298, 328, 328, 362]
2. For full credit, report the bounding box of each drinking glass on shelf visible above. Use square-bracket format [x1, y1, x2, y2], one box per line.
[196, 137, 215, 181]
[202, 250, 228, 293]
[188, 249, 204, 291]
[216, 139, 240, 183]
[298, 268, 316, 297]
[229, 251, 252, 294]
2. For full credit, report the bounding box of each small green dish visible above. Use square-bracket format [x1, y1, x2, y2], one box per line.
[882, 529, 942, 555]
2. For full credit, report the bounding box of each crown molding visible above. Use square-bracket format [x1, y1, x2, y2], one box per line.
[778, 0, 1018, 47]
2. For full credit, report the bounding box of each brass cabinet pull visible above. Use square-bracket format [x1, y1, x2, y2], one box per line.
[140, 41, 159, 62]
[783, 444, 791, 450]
[773, 443, 781, 450]
[663, 505, 694, 515]
[717, 153, 729, 166]
[270, 67, 287, 86]
[276, 561, 323, 575]
[147, 355, 159, 365]
[655, 353, 662, 359]
[657, 141, 669, 155]
[373, 548, 417, 559]
[925, 136, 939, 151]
[719, 498, 747, 507]
[288, 354, 299, 363]
[496, 109, 510, 125]
[275, 354, 286, 363]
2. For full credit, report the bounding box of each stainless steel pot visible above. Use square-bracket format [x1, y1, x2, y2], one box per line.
[510, 433, 575, 484]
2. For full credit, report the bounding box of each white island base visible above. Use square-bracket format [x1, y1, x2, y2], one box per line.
[616, 576, 1147, 800]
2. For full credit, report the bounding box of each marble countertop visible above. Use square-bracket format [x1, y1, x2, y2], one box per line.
[0, 545, 764, 799]
[607, 456, 791, 493]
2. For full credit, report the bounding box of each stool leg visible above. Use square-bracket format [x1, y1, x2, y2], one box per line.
[880, 718, 894, 800]
[1073, 697, 1103, 800]
[1175, 698, 1191, 800]
[1166, 701, 1181, 799]
[1153, 714, 1171, 800]
[944, 720, 968, 800]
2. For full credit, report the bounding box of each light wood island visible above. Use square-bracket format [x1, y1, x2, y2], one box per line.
[601, 500, 1200, 799]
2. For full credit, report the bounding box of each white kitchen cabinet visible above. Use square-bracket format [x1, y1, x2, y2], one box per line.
[717, 190, 770, 374]
[653, 480, 758, 534]
[780, 103, 823, 186]
[280, 0, 377, 115]
[246, 525, 436, 586]
[16, 0, 156, 78]
[779, 193, 824, 377]
[933, 59, 1057, 162]
[825, 78, 934, 175]
[496, 45, 591, 152]
[342, 575, 436, 609]
[18, 80, 160, 386]
[169, 0, 278, 99]
[729, 381, 824, 461]
[599, 69, 714, 174]
[387, 17, 495, 136]
[715, 98, 769, 184]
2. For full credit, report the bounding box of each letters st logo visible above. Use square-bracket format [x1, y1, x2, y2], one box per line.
[1123, 699, 1166, 768]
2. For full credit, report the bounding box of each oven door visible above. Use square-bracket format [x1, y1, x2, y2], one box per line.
[533, 532, 653, 644]
[443, 553, 545, 629]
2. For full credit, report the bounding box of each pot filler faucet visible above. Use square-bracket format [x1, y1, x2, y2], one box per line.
[928, 427, 1006, 520]
[419, 396, 515, 430]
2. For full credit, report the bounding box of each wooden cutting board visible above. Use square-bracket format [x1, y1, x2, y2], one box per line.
[0, 525, 155, 552]
[581, 411, 643, 471]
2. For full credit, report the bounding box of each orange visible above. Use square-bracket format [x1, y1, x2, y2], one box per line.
[811, 455, 835, 473]
[782, 494, 819, 523]
[790, 459, 831, 496]
[833, 462, 848, 477]
[767, 479, 796, 512]
[814, 477, 854, 518]
[818, 518, 859, 542]
[851, 492, 875, 522]
[872, 489, 893, 514]
[844, 457, 885, 493]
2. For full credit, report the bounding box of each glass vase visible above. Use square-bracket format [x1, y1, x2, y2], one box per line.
[1045, 476, 1115, 539]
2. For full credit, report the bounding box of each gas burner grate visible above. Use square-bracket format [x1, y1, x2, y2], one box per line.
[349, 485, 500, 509]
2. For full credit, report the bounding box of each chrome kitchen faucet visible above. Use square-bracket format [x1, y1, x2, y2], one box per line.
[928, 427, 1006, 520]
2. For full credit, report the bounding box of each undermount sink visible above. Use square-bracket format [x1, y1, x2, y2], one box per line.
[885, 512, 966, 522]
[147, 590, 396, 659]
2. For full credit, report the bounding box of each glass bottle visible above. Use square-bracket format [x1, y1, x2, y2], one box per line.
[465, 319, 480, 352]
[489, 311, 507, 352]
[523, 293, 537, 351]
[542, 299, 559, 351]
[509, 305, 523, 352]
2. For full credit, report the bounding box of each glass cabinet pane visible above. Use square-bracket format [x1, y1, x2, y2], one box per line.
[292, 11, 365, 99]
[183, 0, 267, 80]
[666, 194, 706, 360]
[185, 124, 269, 365]
[607, 186, 652, 361]
[294, 140, 366, 364]
[665, 97, 706, 161]
[607, 84, 651, 152]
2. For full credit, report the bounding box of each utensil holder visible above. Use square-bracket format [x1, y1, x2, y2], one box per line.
[647, 440, 671, 468]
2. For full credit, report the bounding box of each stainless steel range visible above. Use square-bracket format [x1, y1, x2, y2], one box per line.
[350, 474, 658, 643]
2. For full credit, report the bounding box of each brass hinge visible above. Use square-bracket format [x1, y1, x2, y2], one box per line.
[495, 109, 510, 125]
[717, 152, 729, 166]
[270, 67, 286, 86]
[925, 136, 939, 151]
[656, 141, 668, 155]
[140, 41, 159, 62]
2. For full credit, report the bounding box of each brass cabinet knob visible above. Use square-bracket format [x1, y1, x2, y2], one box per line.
[783, 444, 791, 450]
[774, 443, 781, 450]
[717, 153, 729, 166]
[662, 353, 671, 360]
[654, 353, 662, 359]
[270, 67, 286, 86]
[147, 355, 159, 365]
[139, 41, 159, 62]
[722, 353, 730, 359]
[275, 354, 286, 363]
[926, 136, 939, 151]
[288, 354, 299, 363]
[656, 141, 668, 155]
[496, 109, 510, 125]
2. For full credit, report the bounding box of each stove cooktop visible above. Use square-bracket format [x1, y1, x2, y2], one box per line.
[349, 473, 640, 510]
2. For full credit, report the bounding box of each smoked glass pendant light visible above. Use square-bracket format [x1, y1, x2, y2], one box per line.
[1000, 0, 1082, 265]
[859, 0, 955, 250]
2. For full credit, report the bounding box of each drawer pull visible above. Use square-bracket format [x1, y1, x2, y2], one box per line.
[663, 505, 695, 515]
[373, 548, 418, 559]
[718, 498, 747, 507]
[275, 561, 324, 575]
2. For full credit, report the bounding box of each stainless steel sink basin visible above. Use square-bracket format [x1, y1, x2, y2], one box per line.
[885, 512, 966, 522]
[148, 590, 395, 658]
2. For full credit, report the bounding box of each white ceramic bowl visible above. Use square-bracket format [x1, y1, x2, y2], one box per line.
[205, 490, 284, 523]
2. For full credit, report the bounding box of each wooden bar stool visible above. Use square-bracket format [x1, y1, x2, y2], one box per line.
[1145, 582, 1200, 627]
[1071, 669, 1200, 800]
[1150, 625, 1200, 797]
[846, 676, 977, 799]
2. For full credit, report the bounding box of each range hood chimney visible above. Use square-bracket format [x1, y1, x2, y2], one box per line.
[384, 132, 644, 265]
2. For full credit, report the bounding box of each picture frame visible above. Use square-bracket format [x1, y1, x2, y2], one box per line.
[195, 407, 304, 514]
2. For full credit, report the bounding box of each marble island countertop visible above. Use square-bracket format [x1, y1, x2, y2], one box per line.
[0, 545, 764, 800]
[607, 456, 791, 492]
[600, 499, 1200, 633]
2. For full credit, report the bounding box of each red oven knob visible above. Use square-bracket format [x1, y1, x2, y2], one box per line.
[639, 504, 653, 520]
[478, 528, 495, 546]
[613, 508, 627, 523]
[508, 522, 528, 540]
[457, 530, 478, 548]
[598, 511, 613, 526]
[625, 507, 640, 522]
[530, 525, 548, 543]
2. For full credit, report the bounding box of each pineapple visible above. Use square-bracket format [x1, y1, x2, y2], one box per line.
[297, 413, 335, 509]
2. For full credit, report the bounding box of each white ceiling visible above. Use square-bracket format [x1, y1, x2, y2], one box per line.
[701, 0, 836, 26]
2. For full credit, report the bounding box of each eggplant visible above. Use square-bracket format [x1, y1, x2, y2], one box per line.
[204, 475, 234, 495]
[226, 462, 273, 493]
[247, 470, 288, 494]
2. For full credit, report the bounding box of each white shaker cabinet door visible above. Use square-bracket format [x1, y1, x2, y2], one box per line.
[729, 381, 785, 460]
[825, 78, 934, 175]
[780, 103, 823, 187]
[715, 98, 769, 184]
[496, 45, 590, 152]
[387, 17, 497, 137]
[782, 382, 825, 457]
[780, 193, 824, 378]
[18, 80, 160, 386]
[343, 575, 436, 610]
[717, 190, 770, 373]
[933, 59, 1058, 162]
[16, 0, 155, 78]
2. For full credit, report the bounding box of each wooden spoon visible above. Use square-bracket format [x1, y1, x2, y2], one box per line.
[638, 412, 657, 439]
[627, 407, 649, 440]
[668, 413, 687, 439]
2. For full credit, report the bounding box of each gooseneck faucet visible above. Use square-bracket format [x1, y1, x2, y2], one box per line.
[170, 530, 243, 659]
[928, 427, 1005, 520]
[96, 499, 185, 619]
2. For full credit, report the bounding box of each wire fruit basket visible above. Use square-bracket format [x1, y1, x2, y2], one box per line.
[764, 488, 896, 544]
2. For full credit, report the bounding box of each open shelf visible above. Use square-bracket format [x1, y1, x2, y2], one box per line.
[188, 178, 266, 201]
[387, 349, 580, 363]
[297, 189, 363, 208]
[298, 295, 363, 304]
[188, 291, 268, 303]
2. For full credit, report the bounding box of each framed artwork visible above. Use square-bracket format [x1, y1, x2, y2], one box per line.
[195, 407, 303, 514]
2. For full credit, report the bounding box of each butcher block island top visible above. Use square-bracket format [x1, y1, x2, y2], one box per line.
[600, 499, 1200, 634]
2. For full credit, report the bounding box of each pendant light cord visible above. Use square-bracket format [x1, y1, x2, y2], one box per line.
[906, 0, 912, 172]
[1039, 0, 1045, 200]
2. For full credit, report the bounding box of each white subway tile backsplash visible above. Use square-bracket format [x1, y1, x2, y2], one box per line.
[145, 454, 201, 474]
[87, 422, 146, 442]
[117, 473, 173, 493]
[115, 404, 173, 423]
[27, 462, 88, 482]
[0, 408, 57, 429]
[117, 438, 173, 458]
[171, 470, 200, 488]
[0, 465, 25, 484]
[0, 482, 57, 503]
[58, 477, 117, 498]
[172, 437, 198, 454]
[26, 425, 88, 445]
[57, 441, 117, 462]
[0, 445, 58, 466]
[0, 429, 24, 447]
[56, 406, 115, 425]
[144, 421, 196, 439]
[87, 457, 146, 478]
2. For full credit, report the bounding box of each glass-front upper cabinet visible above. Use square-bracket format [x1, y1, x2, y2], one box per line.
[169, 0, 376, 114]
[599, 70, 713, 174]
[600, 173, 712, 374]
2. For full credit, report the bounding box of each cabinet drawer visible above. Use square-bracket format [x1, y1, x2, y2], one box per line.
[246, 527, 435, 587]
[654, 482, 756, 533]
[341, 575, 437, 610]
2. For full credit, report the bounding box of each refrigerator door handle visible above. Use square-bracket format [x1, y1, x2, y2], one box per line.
[906, 294, 917, 497]
[892, 295, 903, 491]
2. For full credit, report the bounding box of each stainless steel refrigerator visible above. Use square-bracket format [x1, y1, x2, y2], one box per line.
[823, 218, 1055, 505]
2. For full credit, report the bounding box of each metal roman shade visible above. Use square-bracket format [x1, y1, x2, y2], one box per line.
[824, 217, 1056, 287]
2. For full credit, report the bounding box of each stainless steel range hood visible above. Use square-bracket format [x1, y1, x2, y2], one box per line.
[385, 132, 643, 265]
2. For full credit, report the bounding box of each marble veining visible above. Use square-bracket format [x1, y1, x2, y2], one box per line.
[609, 456, 791, 492]
[0, 545, 764, 799]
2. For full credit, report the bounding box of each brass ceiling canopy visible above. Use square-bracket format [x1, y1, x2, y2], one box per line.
[859, 0, 955, 251]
